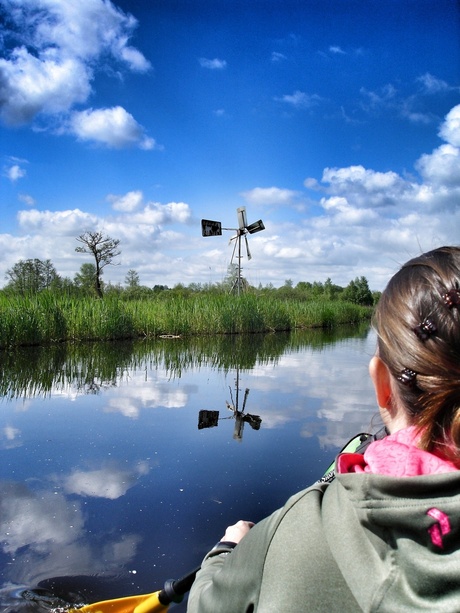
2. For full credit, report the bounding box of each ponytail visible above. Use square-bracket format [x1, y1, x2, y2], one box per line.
[374, 246, 460, 459]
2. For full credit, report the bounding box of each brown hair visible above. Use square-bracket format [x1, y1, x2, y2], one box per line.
[373, 246, 460, 458]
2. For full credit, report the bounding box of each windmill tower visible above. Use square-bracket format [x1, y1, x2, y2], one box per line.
[201, 207, 265, 294]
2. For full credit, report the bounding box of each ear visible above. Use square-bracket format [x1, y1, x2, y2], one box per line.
[369, 355, 392, 410]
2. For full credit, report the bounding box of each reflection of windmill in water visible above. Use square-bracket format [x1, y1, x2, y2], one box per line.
[201, 206, 265, 295]
[198, 368, 262, 441]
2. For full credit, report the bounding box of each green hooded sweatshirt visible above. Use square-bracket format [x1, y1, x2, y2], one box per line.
[187, 470, 460, 612]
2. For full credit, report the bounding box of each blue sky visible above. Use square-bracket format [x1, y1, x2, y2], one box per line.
[1, 0, 459, 290]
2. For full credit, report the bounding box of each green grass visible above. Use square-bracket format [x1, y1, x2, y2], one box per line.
[0, 292, 372, 348]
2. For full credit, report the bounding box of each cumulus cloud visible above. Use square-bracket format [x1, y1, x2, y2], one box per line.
[416, 144, 460, 188]
[68, 107, 158, 149]
[199, 57, 227, 70]
[0, 480, 141, 583]
[0, 482, 84, 555]
[18, 207, 98, 234]
[129, 201, 191, 225]
[62, 461, 149, 499]
[0, 0, 152, 146]
[0, 48, 91, 125]
[6, 195, 193, 286]
[439, 105, 460, 147]
[108, 190, 144, 212]
[249, 102, 460, 288]
[316, 165, 414, 209]
[3, 104, 460, 292]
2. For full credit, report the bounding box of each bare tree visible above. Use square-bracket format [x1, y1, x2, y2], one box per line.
[75, 231, 121, 298]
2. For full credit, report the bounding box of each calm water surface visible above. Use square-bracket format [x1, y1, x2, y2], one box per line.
[0, 327, 380, 611]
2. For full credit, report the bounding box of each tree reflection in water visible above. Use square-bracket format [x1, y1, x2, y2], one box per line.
[0, 323, 379, 611]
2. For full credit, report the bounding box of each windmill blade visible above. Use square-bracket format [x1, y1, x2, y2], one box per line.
[237, 207, 247, 230]
[244, 234, 252, 260]
[230, 235, 238, 264]
[241, 388, 250, 413]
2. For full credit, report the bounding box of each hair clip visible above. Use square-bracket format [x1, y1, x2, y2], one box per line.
[443, 288, 460, 309]
[397, 368, 417, 386]
[413, 318, 437, 341]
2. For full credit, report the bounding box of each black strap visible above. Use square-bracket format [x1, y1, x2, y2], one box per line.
[317, 426, 388, 484]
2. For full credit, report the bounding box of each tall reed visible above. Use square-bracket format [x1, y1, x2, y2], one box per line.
[0, 293, 371, 348]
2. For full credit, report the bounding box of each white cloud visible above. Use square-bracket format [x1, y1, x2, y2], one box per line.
[4, 163, 26, 181]
[105, 376, 190, 417]
[3, 426, 20, 441]
[329, 45, 346, 54]
[18, 193, 36, 206]
[360, 76, 458, 125]
[417, 73, 457, 95]
[0, 480, 141, 582]
[199, 57, 227, 70]
[0, 483, 84, 555]
[276, 90, 322, 109]
[320, 196, 378, 225]
[416, 144, 460, 188]
[129, 201, 191, 225]
[0, 0, 152, 142]
[2, 105, 460, 292]
[18, 208, 98, 235]
[0, 48, 92, 125]
[360, 83, 397, 110]
[68, 106, 157, 149]
[62, 461, 149, 499]
[0, 425, 22, 450]
[7, 198, 192, 285]
[118, 44, 151, 72]
[108, 190, 144, 212]
[316, 165, 413, 209]
[241, 186, 300, 206]
[360, 83, 433, 124]
[439, 104, 460, 147]
[21, 0, 150, 68]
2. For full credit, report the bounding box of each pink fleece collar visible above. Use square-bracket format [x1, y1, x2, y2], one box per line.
[337, 426, 460, 477]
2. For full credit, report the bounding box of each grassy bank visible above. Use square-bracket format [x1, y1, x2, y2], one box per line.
[0, 293, 372, 348]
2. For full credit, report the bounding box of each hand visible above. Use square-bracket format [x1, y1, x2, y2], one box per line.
[221, 520, 255, 544]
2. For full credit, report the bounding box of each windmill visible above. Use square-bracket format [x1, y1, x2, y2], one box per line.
[201, 207, 265, 294]
[197, 367, 262, 441]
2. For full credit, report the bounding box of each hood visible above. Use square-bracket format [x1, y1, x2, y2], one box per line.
[323, 470, 460, 612]
[337, 426, 459, 478]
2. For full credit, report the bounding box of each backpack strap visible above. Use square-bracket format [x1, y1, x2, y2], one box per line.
[317, 426, 388, 484]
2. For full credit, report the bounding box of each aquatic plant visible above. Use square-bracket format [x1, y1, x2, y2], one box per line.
[0, 293, 371, 348]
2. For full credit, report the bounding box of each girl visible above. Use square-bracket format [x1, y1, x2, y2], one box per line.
[187, 246, 460, 612]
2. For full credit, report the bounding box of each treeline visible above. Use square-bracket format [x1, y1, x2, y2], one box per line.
[1, 257, 379, 306]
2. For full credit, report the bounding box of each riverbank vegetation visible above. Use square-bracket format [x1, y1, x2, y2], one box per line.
[0, 292, 373, 349]
[0, 256, 378, 348]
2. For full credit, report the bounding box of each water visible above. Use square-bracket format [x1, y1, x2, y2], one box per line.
[0, 326, 380, 611]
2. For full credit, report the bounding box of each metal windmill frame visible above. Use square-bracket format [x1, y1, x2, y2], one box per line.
[201, 207, 265, 295]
